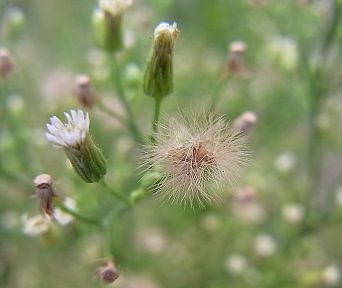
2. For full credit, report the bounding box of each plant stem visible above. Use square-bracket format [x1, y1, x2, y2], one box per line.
[58, 203, 102, 227]
[110, 54, 143, 143]
[99, 179, 131, 206]
[209, 77, 228, 112]
[152, 96, 162, 135]
[97, 99, 126, 126]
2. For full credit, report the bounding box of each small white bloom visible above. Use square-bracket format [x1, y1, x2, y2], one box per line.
[254, 234, 277, 257]
[274, 152, 296, 173]
[99, 0, 132, 16]
[45, 109, 89, 148]
[224, 254, 247, 275]
[22, 214, 50, 236]
[322, 265, 340, 286]
[53, 197, 77, 226]
[282, 203, 304, 224]
[268, 36, 298, 70]
[154, 22, 179, 40]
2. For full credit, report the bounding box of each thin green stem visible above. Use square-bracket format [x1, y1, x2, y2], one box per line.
[209, 77, 228, 112]
[99, 179, 132, 206]
[109, 54, 143, 143]
[152, 96, 162, 135]
[97, 99, 126, 126]
[58, 203, 102, 227]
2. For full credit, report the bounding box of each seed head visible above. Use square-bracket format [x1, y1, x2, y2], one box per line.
[143, 112, 249, 207]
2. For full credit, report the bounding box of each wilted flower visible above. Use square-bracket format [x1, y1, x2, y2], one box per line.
[226, 40, 247, 75]
[22, 214, 50, 236]
[96, 261, 120, 284]
[143, 22, 179, 98]
[73, 74, 97, 108]
[282, 203, 304, 224]
[45, 109, 107, 183]
[33, 173, 56, 216]
[143, 112, 249, 207]
[321, 265, 340, 286]
[232, 111, 257, 134]
[224, 254, 248, 275]
[254, 234, 277, 257]
[0, 47, 14, 79]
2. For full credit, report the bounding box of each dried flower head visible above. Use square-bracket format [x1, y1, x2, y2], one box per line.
[143, 112, 249, 207]
[226, 40, 247, 75]
[73, 74, 97, 108]
[0, 47, 14, 79]
[45, 109, 107, 183]
[96, 261, 120, 284]
[232, 111, 257, 134]
[33, 173, 56, 216]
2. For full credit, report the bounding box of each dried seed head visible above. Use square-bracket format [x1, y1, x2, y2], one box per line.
[96, 261, 120, 284]
[232, 111, 257, 134]
[143, 112, 249, 207]
[0, 47, 14, 80]
[73, 74, 97, 108]
[33, 174, 56, 216]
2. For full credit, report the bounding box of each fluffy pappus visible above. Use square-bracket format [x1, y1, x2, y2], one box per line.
[142, 111, 250, 207]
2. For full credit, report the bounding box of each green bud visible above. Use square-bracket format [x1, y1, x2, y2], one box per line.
[140, 171, 163, 189]
[92, 0, 132, 53]
[143, 22, 179, 98]
[129, 188, 149, 204]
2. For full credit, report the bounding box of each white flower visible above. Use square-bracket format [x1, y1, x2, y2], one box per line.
[45, 109, 89, 148]
[53, 197, 77, 226]
[22, 214, 50, 236]
[99, 0, 132, 16]
[254, 234, 277, 257]
[282, 203, 304, 224]
[322, 265, 340, 286]
[224, 254, 247, 275]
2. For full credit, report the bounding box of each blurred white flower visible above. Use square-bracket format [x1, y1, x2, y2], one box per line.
[200, 213, 220, 232]
[136, 228, 166, 254]
[282, 203, 304, 224]
[53, 197, 77, 226]
[45, 109, 89, 148]
[268, 36, 298, 70]
[99, 0, 132, 16]
[254, 234, 277, 257]
[22, 214, 50, 236]
[224, 254, 247, 275]
[335, 187, 342, 207]
[274, 152, 296, 173]
[321, 265, 340, 286]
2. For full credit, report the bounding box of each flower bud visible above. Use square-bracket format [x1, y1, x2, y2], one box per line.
[73, 74, 97, 108]
[129, 188, 148, 204]
[143, 22, 179, 98]
[92, 0, 132, 52]
[232, 111, 257, 134]
[33, 174, 56, 216]
[96, 261, 120, 284]
[2, 7, 25, 41]
[45, 110, 107, 183]
[0, 47, 14, 80]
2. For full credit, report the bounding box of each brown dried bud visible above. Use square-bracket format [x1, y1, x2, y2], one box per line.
[0, 47, 14, 80]
[233, 111, 257, 134]
[226, 41, 247, 75]
[33, 174, 56, 216]
[96, 261, 119, 284]
[73, 74, 97, 108]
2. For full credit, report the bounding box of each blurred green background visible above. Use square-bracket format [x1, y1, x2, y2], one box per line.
[1, 0, 342, 287]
